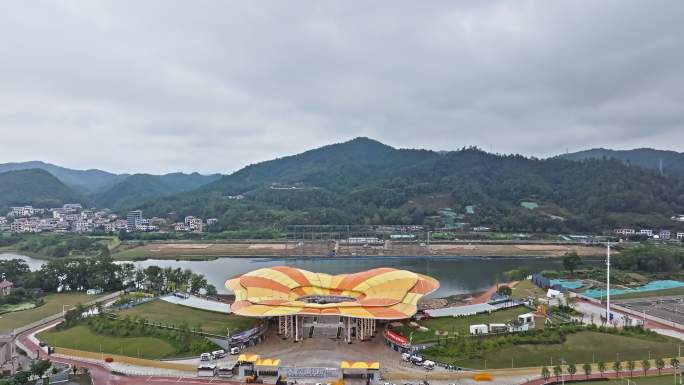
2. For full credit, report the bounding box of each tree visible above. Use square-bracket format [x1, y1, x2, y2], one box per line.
[30, 359, 51, 379]
[553, 365, 562, 381]
[642, 359, 651, 376]
[14, 371, 31, 385]
[541, 366, 550, 383]
[567, 363, 577, 380]
[597, 361, 606, 377]
[627, 360, 636, 377]
[496, 285, 512, 296]
[582, 363, 592, 379]
[671, 357, 680, 370]
[656, 358, 665, 375]
[562, 252, 582, 274]
[613, 361, 622, 377]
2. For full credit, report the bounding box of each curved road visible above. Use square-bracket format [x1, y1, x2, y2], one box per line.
[16, 322, 242, 385]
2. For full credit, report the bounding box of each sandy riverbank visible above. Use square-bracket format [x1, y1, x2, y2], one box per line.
[112, 241, 606, 260]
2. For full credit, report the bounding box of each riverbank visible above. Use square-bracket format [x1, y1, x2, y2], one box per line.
[111, 241, 606, 260]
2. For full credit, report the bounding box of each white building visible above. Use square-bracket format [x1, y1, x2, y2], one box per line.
[659, 230, 671, 240]
[639, 229, 654, 237]
[10, 206, 34, 217]
[614, 228, 635, 235]
[677, 232, 684, 241]
[469, 324, 489, 335]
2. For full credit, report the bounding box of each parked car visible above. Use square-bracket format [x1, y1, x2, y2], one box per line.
[200, 353, 212, 361]
[230, 346, 240, 355]
[212, 349, 225, 359]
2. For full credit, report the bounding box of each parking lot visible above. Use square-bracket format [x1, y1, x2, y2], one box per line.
[614, 295, 684, 325]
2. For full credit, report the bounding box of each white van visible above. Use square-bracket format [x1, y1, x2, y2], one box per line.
[230, 347, 240, 355]
[212, 349, 226, 359]
[422, 360, 435, 370]
[410, 355, 423, 365]
[401, 353, 411, 362]
[200, 353, 212, 361]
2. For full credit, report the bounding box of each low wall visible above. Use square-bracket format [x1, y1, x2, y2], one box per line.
[54, 347, 195, 372]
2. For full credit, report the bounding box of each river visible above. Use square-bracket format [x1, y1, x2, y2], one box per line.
[0, 253, 602, 297]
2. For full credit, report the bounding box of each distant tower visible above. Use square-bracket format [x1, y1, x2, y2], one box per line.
[659, 158, 664, 176]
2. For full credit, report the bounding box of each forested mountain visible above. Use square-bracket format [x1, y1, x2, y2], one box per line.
[135, 138, 684, 233]
[93, 172, 222, 209]
[0, 161, 124, 192]
[0, 169, 85, 212]
[560, 148, 684, 177]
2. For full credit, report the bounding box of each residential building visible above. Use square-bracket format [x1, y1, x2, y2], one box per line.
[10, 206, 34, 217]
[0, 280, 13, 296]
[677, 232, 684, 241]
[207, 218, 218, 226]
[659, 230, 671, 240]
[63, 203, 83, 212]
[639, 229, 653, 237]
[126, 210, 143, 230]
[614, 228, 635, 235]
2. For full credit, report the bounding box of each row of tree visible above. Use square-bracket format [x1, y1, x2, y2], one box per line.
[3, 256, 216, 295]
[541, 357, 679, 382]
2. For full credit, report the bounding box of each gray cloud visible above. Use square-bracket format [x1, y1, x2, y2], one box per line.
[0, 0, 682, 173]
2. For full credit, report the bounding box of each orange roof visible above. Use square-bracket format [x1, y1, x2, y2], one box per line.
[225, 267, 439, 320]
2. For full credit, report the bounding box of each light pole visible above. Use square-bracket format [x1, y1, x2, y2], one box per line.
[606, 242, 611, 325]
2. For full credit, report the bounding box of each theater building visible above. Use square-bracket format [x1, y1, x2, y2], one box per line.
[225, 267, 439, 343]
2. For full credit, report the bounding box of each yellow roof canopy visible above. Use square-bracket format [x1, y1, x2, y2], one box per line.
[340, 361, 380, 370]
[256, 358, 281, 367]
[238, 354, 260, 363]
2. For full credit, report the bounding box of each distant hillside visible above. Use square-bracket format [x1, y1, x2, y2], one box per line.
[94, 172, 221, 209]
[137, 138, 684, 233]
[0, 161, 126, 193]
[559, 148, 684, 177]
[0, 169, 85, 212]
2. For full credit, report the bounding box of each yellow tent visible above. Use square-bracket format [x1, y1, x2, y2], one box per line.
[340, 361, 380, 370]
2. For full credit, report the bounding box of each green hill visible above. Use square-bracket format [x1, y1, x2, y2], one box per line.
[0, 169, 85, 212]
[135, 138, 684, 233]
[560, 148, 684, 177]
[0, 161, 124, 193]
[94, 173, 221, 209]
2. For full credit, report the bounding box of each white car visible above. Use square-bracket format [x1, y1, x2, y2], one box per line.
[212, 349, 226, 359]
[230, 347, 240, 355]
[200, 353, 212, 361]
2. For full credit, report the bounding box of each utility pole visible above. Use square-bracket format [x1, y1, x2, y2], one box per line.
[606, 242, 611, 324]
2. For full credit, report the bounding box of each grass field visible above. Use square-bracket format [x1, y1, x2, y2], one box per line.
[611, 286, 684, 300]
[37, 325, 177, 359]
[119, 299, 258, 335]
[0, 302, 37, 313]
[511, 280, 546, 299]
[395, 307, 530, 344]
[424, 331, 681, 369]
[0, 293, 99, 332]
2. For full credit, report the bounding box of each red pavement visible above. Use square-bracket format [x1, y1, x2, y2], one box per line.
[471, 281, 519, 304]
[16, 322, 242, 385]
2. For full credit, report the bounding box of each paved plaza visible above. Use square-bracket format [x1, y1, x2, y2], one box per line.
[615, 295, 684, 326]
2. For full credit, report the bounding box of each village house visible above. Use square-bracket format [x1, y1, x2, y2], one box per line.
[0, 280, 13, 296]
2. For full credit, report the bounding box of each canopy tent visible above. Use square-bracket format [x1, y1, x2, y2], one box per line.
[340, 361, 380, 370]
[237, 354, 260, 363]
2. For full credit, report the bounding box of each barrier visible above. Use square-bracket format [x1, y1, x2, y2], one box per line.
[54, 347, 195, 372]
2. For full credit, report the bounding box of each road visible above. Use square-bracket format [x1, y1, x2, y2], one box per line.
[15, 322, 242, 385]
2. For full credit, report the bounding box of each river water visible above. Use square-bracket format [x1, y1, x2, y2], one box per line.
[0, 253, 602, 297]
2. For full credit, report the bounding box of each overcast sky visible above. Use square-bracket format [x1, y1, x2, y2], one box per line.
[1, 1, 683, 174]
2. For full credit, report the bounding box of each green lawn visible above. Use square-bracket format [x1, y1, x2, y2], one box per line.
[119, 299, 258, 335]
[424, 331, 681, 369]
[511, 280, 546, 299]
[37, 325, 177, 359]
[0, 293, 99, 332]
[396, 307, 531, 344]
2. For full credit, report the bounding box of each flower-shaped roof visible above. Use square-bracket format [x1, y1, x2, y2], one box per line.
[225, 267, 439, 319]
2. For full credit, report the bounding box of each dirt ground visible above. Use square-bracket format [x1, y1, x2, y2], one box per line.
[114, 241, 604, 259]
